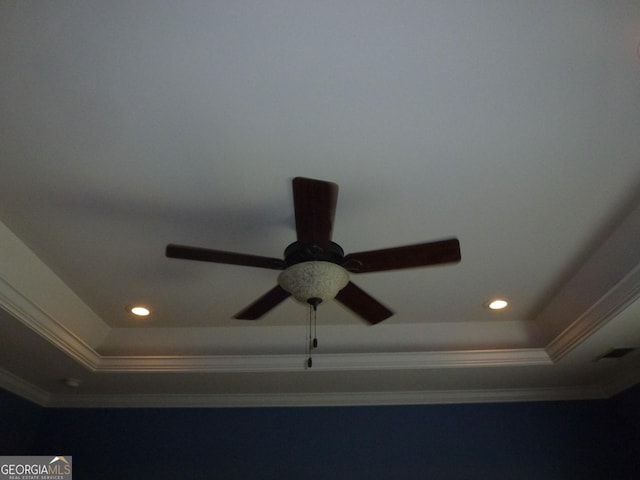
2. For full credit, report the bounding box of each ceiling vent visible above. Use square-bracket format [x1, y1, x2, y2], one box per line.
[596, 347, 637, 361]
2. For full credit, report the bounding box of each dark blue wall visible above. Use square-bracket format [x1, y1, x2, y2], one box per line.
[3, 387, 639, 479]
[32, 399, 638, 479]
[0, 388, 43, 453]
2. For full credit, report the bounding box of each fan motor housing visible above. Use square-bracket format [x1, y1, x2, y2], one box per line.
[283, 241, 345, 267]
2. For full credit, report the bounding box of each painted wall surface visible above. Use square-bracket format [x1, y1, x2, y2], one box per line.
[2, 387, 639, 479]
[612, 383, 640, 453]
[32, 400, 637, 479]
[0, 388, 43, 453]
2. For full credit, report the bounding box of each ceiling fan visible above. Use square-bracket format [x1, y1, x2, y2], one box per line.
[166, 177, 461, 324]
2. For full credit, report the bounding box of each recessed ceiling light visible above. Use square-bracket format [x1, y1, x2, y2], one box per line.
[129, 305, 151, 317]
[486, 299, 508, 310]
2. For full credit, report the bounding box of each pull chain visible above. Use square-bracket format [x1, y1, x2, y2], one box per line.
[312, 305, 318, 348]
[306, 297, 322, 369]
[307, 304, 313, 368]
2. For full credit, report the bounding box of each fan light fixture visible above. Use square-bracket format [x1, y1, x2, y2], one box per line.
[278, 261, 349, 305]
[277, 260, 350, 369]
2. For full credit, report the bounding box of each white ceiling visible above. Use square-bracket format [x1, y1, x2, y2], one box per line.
[1, 0, 640, 407]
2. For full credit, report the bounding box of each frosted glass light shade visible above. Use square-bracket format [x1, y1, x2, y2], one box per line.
[278, 261, 349, 303]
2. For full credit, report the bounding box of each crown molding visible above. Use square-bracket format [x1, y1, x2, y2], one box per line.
[545, 262, 640, 363]
[0, 221, 109, 346]
[95, 348, 551, 373]
[540, 201, 640, 362]
[0, 368, 50, 406]
[0, 276, 101, 371]
[44, 385, 607, 409]
[1, 363, 619, 409]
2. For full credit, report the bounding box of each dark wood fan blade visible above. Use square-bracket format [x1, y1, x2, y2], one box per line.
[292, 177, 338, 244]
[335, 281, 393, 325]
[342, 238, 461, 273]
[166, 244, 286, 270]
[234, 285, 291, 320]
